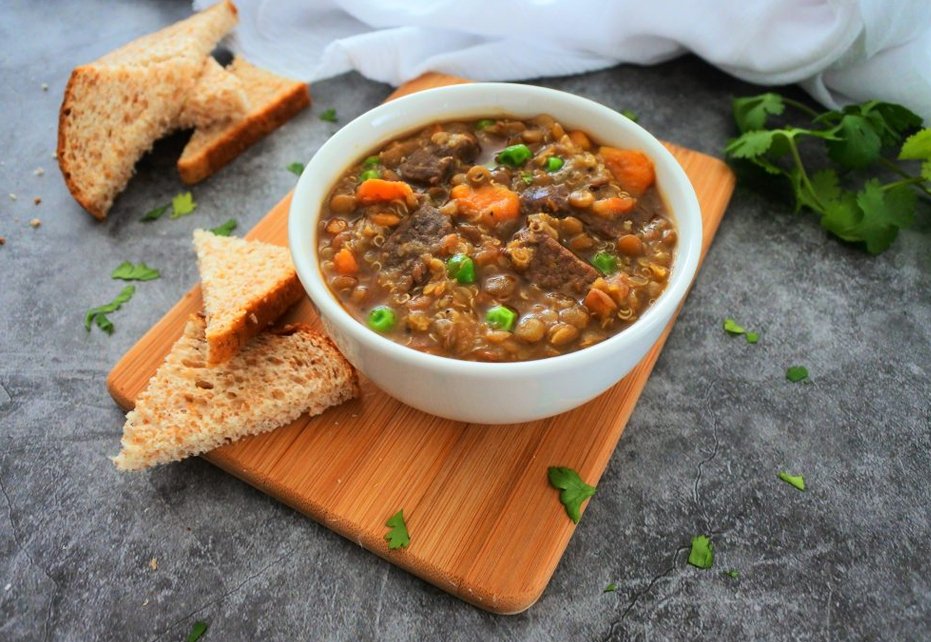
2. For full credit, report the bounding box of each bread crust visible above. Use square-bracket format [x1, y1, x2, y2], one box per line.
[178, 82, 310, 184]
[205, 270, 305, 364]
[57, 66, 107, 220]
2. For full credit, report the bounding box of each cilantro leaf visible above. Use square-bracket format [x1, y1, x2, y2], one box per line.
[922, 160, 931, 182]
[319, 108, 338, 123]
[827, 114, 882, 169]
[140, 204, 168, 222]
[384, 510, 410, 549]
[778, 471, 806, 491]
[548, 466, 596, 524]
[725, 130, 778, 160]
[688, 535, 714, 569]
[733, 93, 784, 133]
[286, 162, 305, 176]
[84, 285, 135, 334]
[111, 261, 160, 281]
[170, 192, 197, 219]
[723, 318, 745, 335]
[723, 318, 759, 344]
[210, 219, 238, 237]
[870, 103, 923, 142]
[786, 366, 809, 382]
[619, 109, 639, 123]
[899, 129, 931, 160]
[725, 569, 740, 578]
[603, 583, 618, 593]
[187, 621, 208, 642]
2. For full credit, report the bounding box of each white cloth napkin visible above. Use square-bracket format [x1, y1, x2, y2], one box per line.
[196, 0, 931, 123]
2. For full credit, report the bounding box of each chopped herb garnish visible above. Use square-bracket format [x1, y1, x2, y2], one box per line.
[319, 108, 338, 123]
[723, 318, 759, 344]
[786, 366, 809, 382]
[725, 93, 930, 254]
[286, 162, 305, 176]
[362, 155, 380, 169]
[548, 466, 596, 524]
[520, 172, 534, 185]
[603, 582, 618, 593]
[187, 621, 208, 642]
[140, 204, 168, 222]
[170, 192, 197, 219]
[688, 535, 714, 569]
[111, 261, 160, 281]
[619, 109, 639, 122]
[778, 471, 806, 491]
[384, 510, 410, 549]
[725, 569, 740, 578]
[84, 285, 135, 335]
[475, 119, 495, 130]
[210, 219, 238, 237]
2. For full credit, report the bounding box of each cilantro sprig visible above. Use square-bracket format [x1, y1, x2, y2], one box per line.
[723, 318, 759, 344]
[384, 510, 410, 550]
[548, 466, 596, 524]
[726, 93, 929, 254]
[84, 285, 135, 335]
[688, 535, 714, 569]
[187, 621, 208, 642]
[286, 162, 305, 176]
[210, 219, 238, 237]
[141, 192, 198, 222]
[111, 261, 160, 281]
[778, 471, 806, 491]
[319, 108, 338, 123]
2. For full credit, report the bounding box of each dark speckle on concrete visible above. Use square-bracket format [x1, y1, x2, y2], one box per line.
[1, 1, 929, 640]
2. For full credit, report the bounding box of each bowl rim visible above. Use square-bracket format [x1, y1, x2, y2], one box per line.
[289, 82, 702, 376]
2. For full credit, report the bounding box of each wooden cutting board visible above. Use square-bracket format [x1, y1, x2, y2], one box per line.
[108, 73, 735, 614]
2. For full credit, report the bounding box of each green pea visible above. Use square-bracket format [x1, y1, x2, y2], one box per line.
[359, 169, 381, 182]
[362, 155, 380, 168]
[495, 144, 532, 168]
[367, 306, 396, 333]
[446, 254, 476, 284]
[592, 251, 618, 275]
[544, 156, 564, 172]
[485, 305, 517, 332]
[475, 119, 496, 130]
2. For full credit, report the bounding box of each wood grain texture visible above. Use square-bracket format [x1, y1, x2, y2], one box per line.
[108, 73, 736, 614]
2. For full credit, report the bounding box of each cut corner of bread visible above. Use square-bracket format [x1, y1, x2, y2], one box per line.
[112, 314, 359, 471]
[178, 56, 311, 184]
[56, 0, 238, 219]
[193, 228, 304, 365]
[177, 57, 249, 130]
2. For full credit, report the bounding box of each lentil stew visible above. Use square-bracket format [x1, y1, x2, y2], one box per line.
[316, 115, 677, 362]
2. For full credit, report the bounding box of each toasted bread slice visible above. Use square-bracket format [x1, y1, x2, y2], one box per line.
[178, 57, 310, 184]
[57, 1, 238, 219]
[193, 229, 304, 364]
[177, 57, 248, 129]
[112, 314, 359, 471]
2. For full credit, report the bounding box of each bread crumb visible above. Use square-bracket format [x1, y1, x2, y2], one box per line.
[0, 237, 5, 246]
[148, 557, 158, 571]
[34, 167, 45, 176]
[142, 598, 149, 606]
[41, 83, 49, 91]
[33, 197, 42, 205]
[8, 193, 16, 201]
[30, 218, 41, 228]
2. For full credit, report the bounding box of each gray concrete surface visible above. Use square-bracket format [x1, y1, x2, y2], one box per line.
[2, 1, 929, 640]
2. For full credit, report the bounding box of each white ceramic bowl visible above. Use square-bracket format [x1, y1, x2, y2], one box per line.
[289, 83, 701, 424]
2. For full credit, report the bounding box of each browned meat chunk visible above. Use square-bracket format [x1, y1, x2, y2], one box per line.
[398, 148, 454, 186]
[507, 231, 598, 297]
[520, 184, 570, 216]
[398, 132, 480, 186]
[380, 204, 453, 291]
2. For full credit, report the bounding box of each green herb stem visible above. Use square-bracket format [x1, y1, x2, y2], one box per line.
[878, 158, 931, 197]
[781, 97, 821, 120]
[786, 137, 823, 210]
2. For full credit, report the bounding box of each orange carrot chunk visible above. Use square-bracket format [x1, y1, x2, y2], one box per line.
[599, 147, 655, 196]
[584, 287, 618, 319]
[356, 179, 414, 205]
[333, 247, 358, 275]
[451, 183, 520, 225]
[591, 196, 636, 219]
